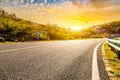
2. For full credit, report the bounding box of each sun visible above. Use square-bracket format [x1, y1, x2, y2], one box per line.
[72, 27, 81, 31]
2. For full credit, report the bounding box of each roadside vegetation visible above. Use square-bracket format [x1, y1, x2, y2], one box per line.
[0, 9, 105, 42]
[104, 43, 120, 79]
[99, 21, 120, 34]
[1, 8, 120, 42]
[116, 38, 120, 40]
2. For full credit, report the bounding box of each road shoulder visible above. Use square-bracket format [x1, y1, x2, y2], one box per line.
[102, 43, 118, 80]
[97, 43, 109, 80]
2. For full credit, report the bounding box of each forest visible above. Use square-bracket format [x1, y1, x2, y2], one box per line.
[99, 21, 120, 34]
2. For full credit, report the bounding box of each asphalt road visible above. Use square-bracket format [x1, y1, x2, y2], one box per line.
[0, 39, 106, 80]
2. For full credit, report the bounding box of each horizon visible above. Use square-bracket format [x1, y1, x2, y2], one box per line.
[0, 0, 120, 29]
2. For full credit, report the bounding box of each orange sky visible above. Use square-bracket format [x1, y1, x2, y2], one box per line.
[0, 0, 120, 29]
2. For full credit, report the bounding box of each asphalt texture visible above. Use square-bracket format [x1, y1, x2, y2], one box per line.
[0, 39, 107, 80]
[97, 44, 109, 80]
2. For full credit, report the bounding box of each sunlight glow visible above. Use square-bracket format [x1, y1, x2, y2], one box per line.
[1, 0, 120, 28]
[72, 27, 81, 31]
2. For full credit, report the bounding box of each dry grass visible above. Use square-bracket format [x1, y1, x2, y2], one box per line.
[104, 43, 120, 79]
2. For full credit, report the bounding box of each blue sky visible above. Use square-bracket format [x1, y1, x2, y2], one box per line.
[0, 0, 90, 5]
[0, 0, 120, 6]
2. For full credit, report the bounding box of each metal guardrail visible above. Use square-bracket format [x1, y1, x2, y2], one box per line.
[106, 38, 120, 59]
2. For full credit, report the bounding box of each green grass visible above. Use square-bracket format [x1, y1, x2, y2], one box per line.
[115, 38, 120, 40]
[104, 43, 120, 79]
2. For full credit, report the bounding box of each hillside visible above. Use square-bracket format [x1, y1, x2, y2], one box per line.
[86, 20, 120, 38]
[0, 9, 75, 41]
[1, 8, 118, 41]
[99, 21, 120, 34]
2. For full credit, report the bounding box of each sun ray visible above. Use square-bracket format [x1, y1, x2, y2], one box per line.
[72, 26, 82, 31]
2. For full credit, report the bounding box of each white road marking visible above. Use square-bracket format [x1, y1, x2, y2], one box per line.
[0, 46, 40, 53]
[92, 42, 103, 80]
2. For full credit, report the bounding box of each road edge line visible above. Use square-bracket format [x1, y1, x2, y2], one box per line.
[0, 46, 40, 53]
[92, 42, 103, 80]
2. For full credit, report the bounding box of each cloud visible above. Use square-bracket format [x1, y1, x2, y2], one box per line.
[0, 0, 120, 27]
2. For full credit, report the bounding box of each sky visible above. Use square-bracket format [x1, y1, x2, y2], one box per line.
[0, 0, 120, 29]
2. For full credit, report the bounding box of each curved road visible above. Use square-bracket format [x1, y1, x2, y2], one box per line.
[0, 39, 107, 80]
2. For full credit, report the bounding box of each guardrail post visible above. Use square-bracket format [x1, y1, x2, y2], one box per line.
[108, 44, 111, 48]
[111, 47, 115, 51]
[108, 44, 116, 53]
[117, 50, 120, 59]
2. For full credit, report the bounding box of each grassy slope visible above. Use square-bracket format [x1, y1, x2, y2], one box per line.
[104, 43, 120, 79]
